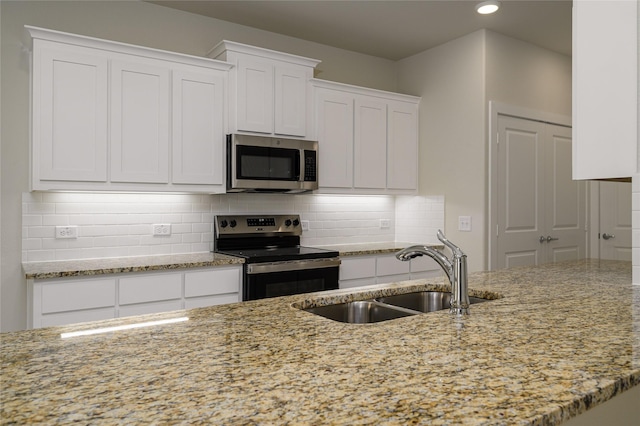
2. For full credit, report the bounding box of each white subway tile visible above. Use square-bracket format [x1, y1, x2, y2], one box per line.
[173, 223, 193, 234]
[27, 250, 56, 262]
[23, 239, 42, 250]
[28, 227, 53, 239]
[24, 215, 43, 226]
[28, 203, 55, 214]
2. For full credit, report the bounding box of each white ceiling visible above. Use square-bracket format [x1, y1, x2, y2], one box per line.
[148, 0, 572, 61]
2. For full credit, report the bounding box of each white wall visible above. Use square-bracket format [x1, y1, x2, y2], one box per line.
[0, 0, 400, 332]
[485, 31, 572, 116]
[395, 30, 572, 271]
[396, 30, 487, 271]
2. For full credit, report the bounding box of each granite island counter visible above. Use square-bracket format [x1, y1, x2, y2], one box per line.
[2, 259, 639, 424]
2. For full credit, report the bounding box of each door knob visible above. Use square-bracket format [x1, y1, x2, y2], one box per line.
[602, 233, 615, 240]
[539, 235, 559, 243]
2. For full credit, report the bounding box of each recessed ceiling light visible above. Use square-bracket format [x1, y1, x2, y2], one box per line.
[476, 0, 501, 15]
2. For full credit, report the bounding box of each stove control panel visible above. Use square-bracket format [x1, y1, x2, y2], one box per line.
[215, 214, 302, 236]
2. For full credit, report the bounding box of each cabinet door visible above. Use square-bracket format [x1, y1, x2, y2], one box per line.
[118, 273, 182, 306]
[236, 57, 274, 134]
[110, 59, 170, 183]
[274, 64, 308, 137]
[387, 101, 418, 190]
[354, 97, 387, 189]
[40, 278, 116, 313]
[375, 254, 410, 283]
[172, 68, 226, 186]
[33, 41, 108, 183]
[572, 0, 637, 179]
[184, 267, 241, 308]
[32, 277, 116, 328]
[316, 88, 354, 188]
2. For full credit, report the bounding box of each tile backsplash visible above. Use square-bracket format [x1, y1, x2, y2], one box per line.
[22, 192, 444, 262]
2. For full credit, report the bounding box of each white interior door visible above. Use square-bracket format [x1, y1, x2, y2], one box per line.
[497, 115, 545, 268]
[599, 181, 632, 260]
[496, 115, 585, 269]
[544, 124, 586, 263]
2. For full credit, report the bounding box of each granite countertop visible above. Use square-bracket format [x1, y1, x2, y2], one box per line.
[3, 260, 639, 424]
[315, 241, 442, 256]
[22, 242, 428, 280]
[22, 252, 244, 280]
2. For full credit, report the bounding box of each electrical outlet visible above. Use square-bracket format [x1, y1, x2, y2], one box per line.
[301, 220, 310, 231]
[153, 224, 171, 236]
[458, 216, 472, 232]
[380, 219, 391, 229]
[55, 226, 78, 239]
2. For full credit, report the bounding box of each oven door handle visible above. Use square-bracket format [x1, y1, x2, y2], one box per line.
[246, 258, 341, 274]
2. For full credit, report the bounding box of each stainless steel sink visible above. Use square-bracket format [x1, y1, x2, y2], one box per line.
[376, 291, 488, 313]
[303, 300, 417, 323]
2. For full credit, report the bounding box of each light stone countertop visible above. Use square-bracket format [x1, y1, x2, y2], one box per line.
[2, 259, 639, 424]
[22, 242, 433, 280]
[315, 241, 443, 256]
[22, 252, 245, 280]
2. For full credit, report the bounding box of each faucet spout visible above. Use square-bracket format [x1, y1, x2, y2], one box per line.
[395, 230, 470, 315]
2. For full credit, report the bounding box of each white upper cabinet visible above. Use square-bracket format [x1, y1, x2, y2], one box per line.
[315, 88, 354, 188]
[387, 101, 419, 189]
[110, 58, 170, 183]
[27, 26, 232, 193]
[354, 97, 387, 189]
[172, 69, 226, 185]
[33, 41, 109, 183]
[208, 40, 320, 138]
[312, 79, 420, 194]
[572, 0, 638, 180]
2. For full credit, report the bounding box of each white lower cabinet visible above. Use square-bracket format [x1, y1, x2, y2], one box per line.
[375, 254, 411, 284]
[339, 253, 443, 290]
[184, 267, 242, 309]
[34, 278, 117, 328]
[118, 273, 182, 317]
[339, 256, 377, 289]
[28, 266, 241, 329]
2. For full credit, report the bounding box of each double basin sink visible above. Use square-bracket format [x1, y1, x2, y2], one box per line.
[304, 291, 489, 323]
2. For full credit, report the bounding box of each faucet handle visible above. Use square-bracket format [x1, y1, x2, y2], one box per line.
[437, 230, 465, 257]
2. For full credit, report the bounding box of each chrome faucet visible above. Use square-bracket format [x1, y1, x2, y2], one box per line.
[396, 230, 470, 315]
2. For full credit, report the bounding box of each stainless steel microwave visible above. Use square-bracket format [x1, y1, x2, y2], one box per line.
[227, 134, 318, 193]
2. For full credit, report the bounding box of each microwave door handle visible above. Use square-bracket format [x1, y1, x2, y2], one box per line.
[296, 150, 302, 181]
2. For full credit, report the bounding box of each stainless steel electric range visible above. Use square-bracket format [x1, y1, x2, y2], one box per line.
[214, 214, 340, 301]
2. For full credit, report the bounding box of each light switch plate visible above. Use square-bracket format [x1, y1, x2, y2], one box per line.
[301, 220, 310, 231]
[458, 216, 472, 232]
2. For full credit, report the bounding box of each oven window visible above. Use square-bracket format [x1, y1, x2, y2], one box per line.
[244, 267, 339, 301]
[237, 146, 300, 181]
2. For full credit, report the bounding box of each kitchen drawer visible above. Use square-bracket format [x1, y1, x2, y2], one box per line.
[184, 294, 240, 309]
[119, 273, 182, 305]
[376, 254, 410, 277]
[339, 256, 376, 280]
[410, 256, 440, 273]
[41, 278, 116, 314]
[118, 300, 183, 318]
[40, 308, 116, 328]
[184, 267, 240, 298]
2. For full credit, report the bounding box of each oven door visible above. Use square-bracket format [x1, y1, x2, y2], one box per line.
[243, 258, 340, 301]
